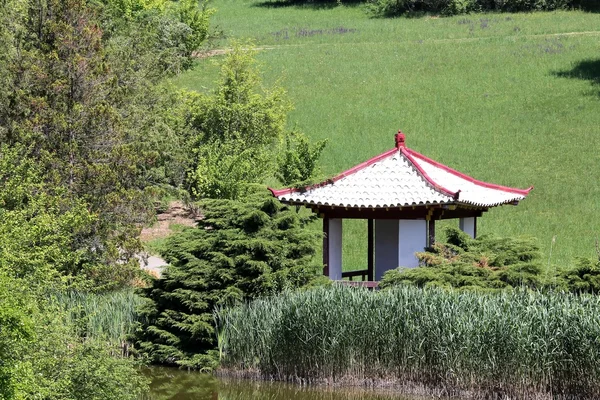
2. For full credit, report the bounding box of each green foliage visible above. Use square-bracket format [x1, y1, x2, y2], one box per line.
[101, 0, 168, 20]
[0, 272, 34, 400]
[137, 188, 322, 369]
[0, 0, 206, 288]
[187, 44, 327, 199]
[0, 145, 96, 283]
[103, 0, 213, 76]
[380, 228, 600, 294]
[367, 0, 573, 15]
[276, 131, 328, 186]
[380, 227, 546, 290]
[555, 256, 600, 294]
[0, 272, 147, 400]
[219, 285, 600, 398]
[176, 0, 213, 57]
[188, 44, 291, 199]
[16, 300, 148, 400]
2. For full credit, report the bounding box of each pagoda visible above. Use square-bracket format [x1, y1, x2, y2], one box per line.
[269, 131, 533, 283]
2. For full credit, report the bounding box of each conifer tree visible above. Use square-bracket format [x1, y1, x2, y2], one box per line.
[0, 0, 203, 288]
[137, 187, 322, 369]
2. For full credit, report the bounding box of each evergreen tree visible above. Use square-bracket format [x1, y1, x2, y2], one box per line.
[0, 0, 202, 288]
[137, 187, 322, 369]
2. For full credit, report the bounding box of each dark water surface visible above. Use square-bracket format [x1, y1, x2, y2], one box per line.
[145, 367, 417, 400]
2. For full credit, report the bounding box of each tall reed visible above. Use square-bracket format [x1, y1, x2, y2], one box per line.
[52, 289, 144, 351]
[216, 286, 600, 399]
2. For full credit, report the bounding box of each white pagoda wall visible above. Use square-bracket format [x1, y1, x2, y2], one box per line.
[398, 220, 427, 268]
[328, 218, 343, 280]
[374, 219, 427, 280]
[459, 217, 477, 238]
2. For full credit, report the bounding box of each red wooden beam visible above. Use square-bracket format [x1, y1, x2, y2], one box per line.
[428, 219, 436, 247]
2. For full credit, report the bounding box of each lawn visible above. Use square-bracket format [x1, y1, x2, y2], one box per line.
[173, 2, 600, 269]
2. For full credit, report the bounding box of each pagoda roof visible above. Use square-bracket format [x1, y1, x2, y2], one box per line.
[270, 132, 532, 209]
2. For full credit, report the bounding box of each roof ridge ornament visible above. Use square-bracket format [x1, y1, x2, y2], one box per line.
[395, 130, 406, 148]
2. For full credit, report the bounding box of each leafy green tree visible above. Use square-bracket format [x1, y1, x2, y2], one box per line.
[276, 130, 328, 186]
[101, 0, 212, 76]
[0, 0, 151, 284]
[137, 187, 322, 369]
[0, 145, 97, 285]
[187, 44, 327, 199]
[188, 44, 291, 199]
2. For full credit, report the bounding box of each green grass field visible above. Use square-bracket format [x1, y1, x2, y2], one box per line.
[173, 2, 600, 268]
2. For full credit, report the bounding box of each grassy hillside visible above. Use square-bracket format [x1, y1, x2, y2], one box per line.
[173, 2, 600, 268]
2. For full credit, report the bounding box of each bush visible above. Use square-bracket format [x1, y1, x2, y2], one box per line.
[368, 0, 574, 16]
[381, 227, 600, 294]
[0, 272, 148, 399]
[17, 304, 148, 400]
[136, 187, 323, 369]
[380, 227, 545, 290]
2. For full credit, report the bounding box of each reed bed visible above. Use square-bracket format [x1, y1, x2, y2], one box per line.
[52, 289, 144, 350]
[216, 286, 600, 399]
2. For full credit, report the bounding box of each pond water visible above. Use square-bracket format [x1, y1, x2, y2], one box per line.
[144, 367, 417, 400]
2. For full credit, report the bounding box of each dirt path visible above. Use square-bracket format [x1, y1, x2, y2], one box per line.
[194, 30, 600, 58]
[139, 201, 201, 277]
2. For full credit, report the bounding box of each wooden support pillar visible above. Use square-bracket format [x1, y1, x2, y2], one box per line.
[375, 219, 399, 281]
[428, 219, 436, 247]
[322, 216, 329, 276]
[459, 217, 477, 239]
[367, 219, 374, 281]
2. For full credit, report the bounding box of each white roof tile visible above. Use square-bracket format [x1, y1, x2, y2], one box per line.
[410, 152, 528, 207]
[270, 133, 532, 209]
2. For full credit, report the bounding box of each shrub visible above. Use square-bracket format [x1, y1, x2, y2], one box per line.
[381, 227, 600, 294]
[380, 227, 545, 291]
[136, 187, 323, 369]
[368, 0, 574, 16]
[276, 130, 328, 186]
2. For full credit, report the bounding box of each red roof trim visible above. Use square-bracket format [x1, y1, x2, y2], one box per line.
[405, 148, 533, 196]
[400, 148, 457, 198]
[269, 147, 399, 197]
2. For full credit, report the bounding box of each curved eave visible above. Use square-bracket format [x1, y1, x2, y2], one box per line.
[455, 197, 526, 208]
[275, 198, 454, 209]
[405, 147, 533, 197]
[276, 197, 524, 209]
